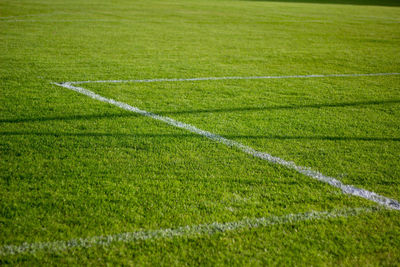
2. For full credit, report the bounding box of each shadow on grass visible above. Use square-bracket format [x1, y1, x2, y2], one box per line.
[1, 131, 399, 142]
[0, 113, 140, 123]
[245, 0, 400, 7]
[1, 99, 399, 123]
[159, 99, 400, 116]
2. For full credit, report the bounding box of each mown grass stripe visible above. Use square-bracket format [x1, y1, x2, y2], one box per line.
[0, 19, 120, 22]
[0, 207, 377, 256]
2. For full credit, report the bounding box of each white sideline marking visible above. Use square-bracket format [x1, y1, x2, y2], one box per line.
[54, 81, 400, 211]
[0, 207, 377, 256]
[67, 72, 400, 85]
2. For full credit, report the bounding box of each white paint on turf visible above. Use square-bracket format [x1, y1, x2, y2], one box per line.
[53, 81, 400, 211]
[0, 207, 377, 256]
[66, 72, 400, 85]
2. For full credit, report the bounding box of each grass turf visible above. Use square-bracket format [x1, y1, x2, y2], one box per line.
[1, 0, 400, 265]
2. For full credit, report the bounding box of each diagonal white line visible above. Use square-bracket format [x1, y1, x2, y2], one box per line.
[66, 72, 400, 85]
[0, 207, 377, 256]
[53, 82, 400, 211]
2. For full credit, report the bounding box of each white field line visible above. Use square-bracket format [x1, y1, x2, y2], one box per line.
[0, 207, 377, 256]
[67, 72, 400, 85]
[54, 81, 400, 211]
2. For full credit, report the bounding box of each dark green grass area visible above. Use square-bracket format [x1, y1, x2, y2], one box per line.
[1, 0, 400, 265]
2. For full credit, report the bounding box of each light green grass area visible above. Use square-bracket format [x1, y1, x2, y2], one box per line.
[1, 0, 400, 265]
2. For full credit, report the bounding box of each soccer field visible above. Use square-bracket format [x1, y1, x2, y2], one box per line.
[1, 0, 400, 265]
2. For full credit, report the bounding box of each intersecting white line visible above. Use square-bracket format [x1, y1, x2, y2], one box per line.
[52, 78, 400, 211]
[0, 207, 378, 256]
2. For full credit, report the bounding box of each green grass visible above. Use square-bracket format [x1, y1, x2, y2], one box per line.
[1, 0, 400, 265]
